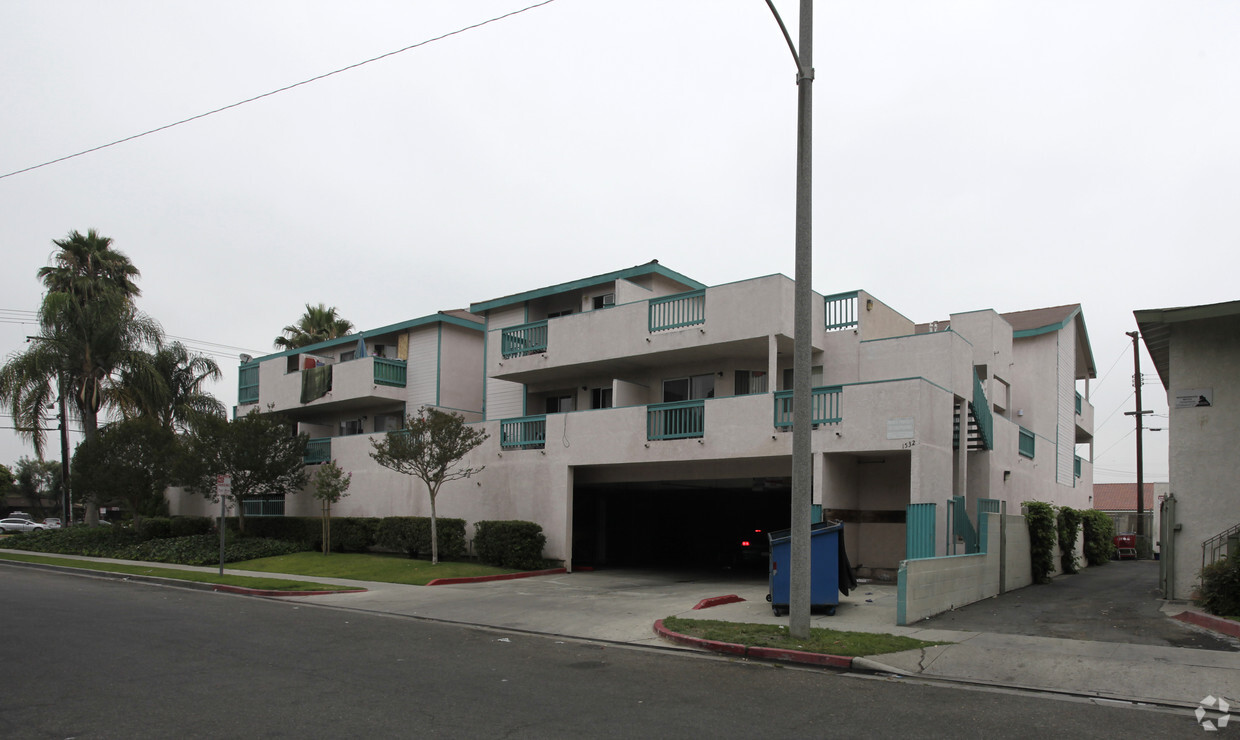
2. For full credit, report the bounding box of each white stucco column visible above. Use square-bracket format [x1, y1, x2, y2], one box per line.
[767, 334, 780, 391]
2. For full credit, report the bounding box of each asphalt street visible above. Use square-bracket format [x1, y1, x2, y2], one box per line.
[1, 567, 1211, 739]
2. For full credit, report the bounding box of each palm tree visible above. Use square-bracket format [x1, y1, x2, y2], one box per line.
[111, 341, 225, 433]
[0, 230, 160, 524]
[274, 303, 355, 349]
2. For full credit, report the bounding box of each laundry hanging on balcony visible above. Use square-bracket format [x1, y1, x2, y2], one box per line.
[301, 364, 333, 403]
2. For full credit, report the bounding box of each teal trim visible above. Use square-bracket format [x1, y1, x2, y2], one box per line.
[649, 289, 706, 332]
[482, 315, 489, 420]
[647, 399, 705, 440]
[500, 415, 546, 450]
[470, 262, 706, 313]
[1075, 391, 1083, 415]
[246, 313, 483, 366]
[772, 386, 842, 427]
[951, 496, 978, 553]
[435, 324, 442, 406]
[1074, 455, 1082, 478]
[1012, 306, 1081, 338]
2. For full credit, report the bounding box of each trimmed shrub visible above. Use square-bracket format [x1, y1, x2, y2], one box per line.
[0, 523, 142, 556]
[242, 517, 319, 547]
[473, 520, 547, 571]
[376, 517, 466, 560]
[1023, 501, 1057, 584]
[171, 516, 213, 538]
[1081, 510, 1116, 566]
[1057, 507, 1082, 575]
[137, 517, 173, 541]
[122, 534, 303, 565]
[329, 517, 378, 553]
[1198, 555, 1240, 617]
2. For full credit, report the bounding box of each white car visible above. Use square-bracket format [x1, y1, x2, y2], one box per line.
[0, 518, 47, 533]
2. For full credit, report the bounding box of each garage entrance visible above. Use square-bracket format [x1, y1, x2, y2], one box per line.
[572, 477, 791, 570]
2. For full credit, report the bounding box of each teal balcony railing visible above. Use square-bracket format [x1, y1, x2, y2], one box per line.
[970, 370, 994, 450]
[501, 321, 548, 358]
[647, 400, 705, 440]
[823, 291, 859, 331]
[305, 437, 331, 465]
[772, 386, 843, 428]
[500, 415, 546, 450]
[649, 289, 705, 332]
[242, 496, 285, 517]
[1018, 427, 1035, 459]
[373, 357, 407, 387]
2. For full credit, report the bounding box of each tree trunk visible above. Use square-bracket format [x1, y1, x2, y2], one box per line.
[429, 491, 438, 565]
[322, 501, 330, 555]
[82, 404, 100, 526]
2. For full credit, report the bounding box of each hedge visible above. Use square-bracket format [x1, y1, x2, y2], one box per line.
[375, 517, 466, 560]
[1198, 555, 1240, 617]
[1024, 501, 1057, 584]
[473, 520, 547, 570]
[1081, 510, 1116, 566]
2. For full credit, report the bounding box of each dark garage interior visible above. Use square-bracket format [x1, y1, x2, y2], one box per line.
[571, 478, 792, 570]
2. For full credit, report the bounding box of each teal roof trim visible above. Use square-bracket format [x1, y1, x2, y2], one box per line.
[1012, 306, 1081, 338]
[468, 262, 705, 313]
[246, 313, 483, 365]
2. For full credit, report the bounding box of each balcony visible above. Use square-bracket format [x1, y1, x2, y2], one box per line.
[647, 400, 705, 440]
[500, 415, 547, 450]
[772, 386, 843, 428]
[648, 290, 705, 332]
[305, 437, 331, 465]
[257, 355, 408, 415]
[501, 321, 548, 359]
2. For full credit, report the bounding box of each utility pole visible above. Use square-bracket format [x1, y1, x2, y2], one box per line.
[1124, 331, 1149, 552]
[57, 376, 71, 524]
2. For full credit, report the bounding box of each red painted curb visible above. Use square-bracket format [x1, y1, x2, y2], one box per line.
[1175, 611, 1240, 639]
[426, 567, 567, 586]
[693, 594, 745, 610]
[212, 585, 367, 597]
[652, 619, 854, 668]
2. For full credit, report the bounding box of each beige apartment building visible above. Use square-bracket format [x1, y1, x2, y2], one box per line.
[172, 261, 1096, 576]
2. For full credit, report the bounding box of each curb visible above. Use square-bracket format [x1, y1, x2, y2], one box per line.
[1, 557, 366, 597]
[212, 584, 368, 597]
[426, 567, 567, 586]
[1175, 610, 1240, 639]
[652, 619, 854, 669]
[692, 594, 745, 610]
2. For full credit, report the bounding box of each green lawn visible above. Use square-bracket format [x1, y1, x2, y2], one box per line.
[661, 616, 950, 657]
[0, 551, 353, 592]
[231, 551, 523, 586]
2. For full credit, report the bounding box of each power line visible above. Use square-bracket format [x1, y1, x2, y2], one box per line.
[0, 1, 559, 181]
[1089, 344, 1131, 396]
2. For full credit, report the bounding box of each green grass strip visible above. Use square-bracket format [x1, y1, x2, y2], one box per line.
[0, 551, 354, 592]
[662, 616, 951, 657]
[231, 551, 520, 586]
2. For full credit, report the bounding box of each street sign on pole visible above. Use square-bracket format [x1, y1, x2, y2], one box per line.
[216, 475, 231, 575]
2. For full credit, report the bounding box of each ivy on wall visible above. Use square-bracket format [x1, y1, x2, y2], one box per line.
[1024, 501, 1057, 584]
[1057, 507, 1083, 575]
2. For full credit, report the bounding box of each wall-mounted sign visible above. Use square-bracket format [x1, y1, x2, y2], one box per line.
[1174, 388, 1212, 409]
[887, 417, 915, 440]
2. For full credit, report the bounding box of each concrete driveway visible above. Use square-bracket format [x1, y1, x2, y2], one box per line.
[918, 559, 1236, 651]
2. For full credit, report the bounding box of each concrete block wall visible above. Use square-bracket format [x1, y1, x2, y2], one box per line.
[897, 513, 1032, 625]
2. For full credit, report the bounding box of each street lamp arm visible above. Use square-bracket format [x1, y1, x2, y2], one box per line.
[764, 0, 800, 69]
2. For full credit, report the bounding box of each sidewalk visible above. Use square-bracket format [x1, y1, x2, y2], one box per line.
[6, 553, 1238, 709]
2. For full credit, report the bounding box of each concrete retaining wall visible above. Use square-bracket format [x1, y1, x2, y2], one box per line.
[897, 513, 1032, 625]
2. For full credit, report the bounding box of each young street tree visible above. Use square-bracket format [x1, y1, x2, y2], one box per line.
[311, 460, 352, 555]
[180, 408, 308, 534]
[369, 408, 488, 564]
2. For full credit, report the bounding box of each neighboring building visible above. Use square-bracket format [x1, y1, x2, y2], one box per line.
[1092, 481, 1165, 550]
[1135, 300, 1240, 600]
[173, 262, 1097, 577]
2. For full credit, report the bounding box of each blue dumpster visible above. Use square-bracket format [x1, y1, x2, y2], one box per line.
[767, 520, 850, 616]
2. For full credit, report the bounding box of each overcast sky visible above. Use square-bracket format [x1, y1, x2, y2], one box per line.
[3, 1, 1236, 488]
